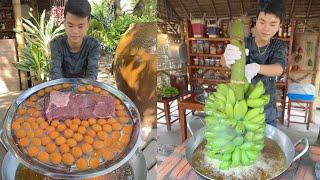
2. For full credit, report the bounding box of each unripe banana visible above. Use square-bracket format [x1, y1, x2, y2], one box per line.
[226, 88, 236, 105]
[247, 98, 267, 108]
[248, 81, 265, 99]
[231, 147, 241, 167]
[221, 153, 232, 161]
[221, 143, 236, 154]
[215, 91, 227, 103]
[250, 113, 266, 124]
[216, 84, 229, 96]
[241, 149, 251, 166]
[244, 122, 260, 131]
[235, 122, 245, 134]
[239, 100, 248, 118]
[240, 142, 254, 150]
[225, 103, 234, 119]
[245, 84, 255, 98]
[232, 136, 244, 146]
[245, 150, 260, 161]
[244, 132, 254, 141]
[244, 107, 264, 121]
[233, 101, 242, 120]
[219, 160, 231, 170]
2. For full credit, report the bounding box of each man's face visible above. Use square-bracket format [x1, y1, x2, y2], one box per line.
[255, 12, 281, 42]
[64, 12, 89, 44]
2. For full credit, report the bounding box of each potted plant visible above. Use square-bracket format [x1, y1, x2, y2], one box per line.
[14, 10, 64, 84]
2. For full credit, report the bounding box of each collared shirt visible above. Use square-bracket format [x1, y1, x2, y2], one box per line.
[245, 37, 287, 126]
[50, 36, 100, 81]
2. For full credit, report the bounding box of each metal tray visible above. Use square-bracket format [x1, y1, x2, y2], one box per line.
[0, 78, 142, 179]
[1, 150, 147, 180]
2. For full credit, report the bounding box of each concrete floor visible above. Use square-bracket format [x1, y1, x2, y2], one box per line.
[157, 99, 320, 164]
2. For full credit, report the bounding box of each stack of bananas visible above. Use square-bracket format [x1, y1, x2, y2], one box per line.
[204, 81, 270, 169]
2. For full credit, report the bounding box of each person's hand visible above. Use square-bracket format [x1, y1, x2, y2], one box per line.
[245, 63, 260, 83]
[223, 44, 241, 67]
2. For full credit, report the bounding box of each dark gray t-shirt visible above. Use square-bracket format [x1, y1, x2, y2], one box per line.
[245, 37, 287, 126]
[50, 36, 100, 80]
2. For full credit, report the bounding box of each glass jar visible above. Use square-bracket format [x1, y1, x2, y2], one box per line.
[216, 43, 224, 55]
[205, 58, 210, 67]
[210, 59, 215, 67]
[199, 57, 204, 66]
[194, 58, 199, 66]
[210, 43, 216, 54]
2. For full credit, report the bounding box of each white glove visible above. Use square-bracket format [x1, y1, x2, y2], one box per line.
[245, 63, 260, 83]
[223, 44, 241, 67]
[245, 49, 249, 56]
[223, 44, 249, 67]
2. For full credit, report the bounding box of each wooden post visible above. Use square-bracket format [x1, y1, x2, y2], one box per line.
[12, 0, 28, 90]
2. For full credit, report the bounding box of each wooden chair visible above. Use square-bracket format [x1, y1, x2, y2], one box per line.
[287, 98, 314, 130]
[157, 95, 180, 131]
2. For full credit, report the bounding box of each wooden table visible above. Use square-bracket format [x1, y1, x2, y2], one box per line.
[178, 93, 204, 142]
[157, 140, 316, 180]
[157, 95, 180, 131]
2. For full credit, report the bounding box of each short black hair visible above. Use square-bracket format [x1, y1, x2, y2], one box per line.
[257, 0, 285, 23]
[64, 0, 91, 19]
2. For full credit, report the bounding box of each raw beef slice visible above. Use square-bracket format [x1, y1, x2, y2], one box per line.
[44, 91, 116, 122]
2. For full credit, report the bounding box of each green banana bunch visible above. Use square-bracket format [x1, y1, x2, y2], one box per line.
[203, 79, 270, 170]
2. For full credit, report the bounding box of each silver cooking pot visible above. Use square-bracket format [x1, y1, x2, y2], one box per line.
[186, 123, 309, 180]
[0, 78, 142, 179]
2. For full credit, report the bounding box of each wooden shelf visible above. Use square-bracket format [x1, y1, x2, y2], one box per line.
[190, 78, 229, 83]
[188, 65, 229, 71]
[190, 53, 223, 58]
[188, 37, 230, 41]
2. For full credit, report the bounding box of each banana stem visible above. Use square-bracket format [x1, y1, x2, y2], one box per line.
[229, 19, 246, 100]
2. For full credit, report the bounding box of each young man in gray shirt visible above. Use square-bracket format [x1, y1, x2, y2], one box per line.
[222, 0, 287, 126]
[50, 0, 100, 81]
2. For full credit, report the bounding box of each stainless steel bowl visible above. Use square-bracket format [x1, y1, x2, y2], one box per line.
[1, 150, 147, 180]
[0, 78, 142, 179]
[185, 124, 309, 180]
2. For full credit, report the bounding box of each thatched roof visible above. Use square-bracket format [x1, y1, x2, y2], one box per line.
[157, 0, 320, 32]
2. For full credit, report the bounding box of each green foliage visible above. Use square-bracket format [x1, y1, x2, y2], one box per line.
[160, 87, 179, 98]
[15, 11, 64, 81]
[89, 0, 114, 24]
[131, 0, 157, 20]
[87, 0, 156, 54]
[104, 14, 154, 53]
[14, 10, 65, 82]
